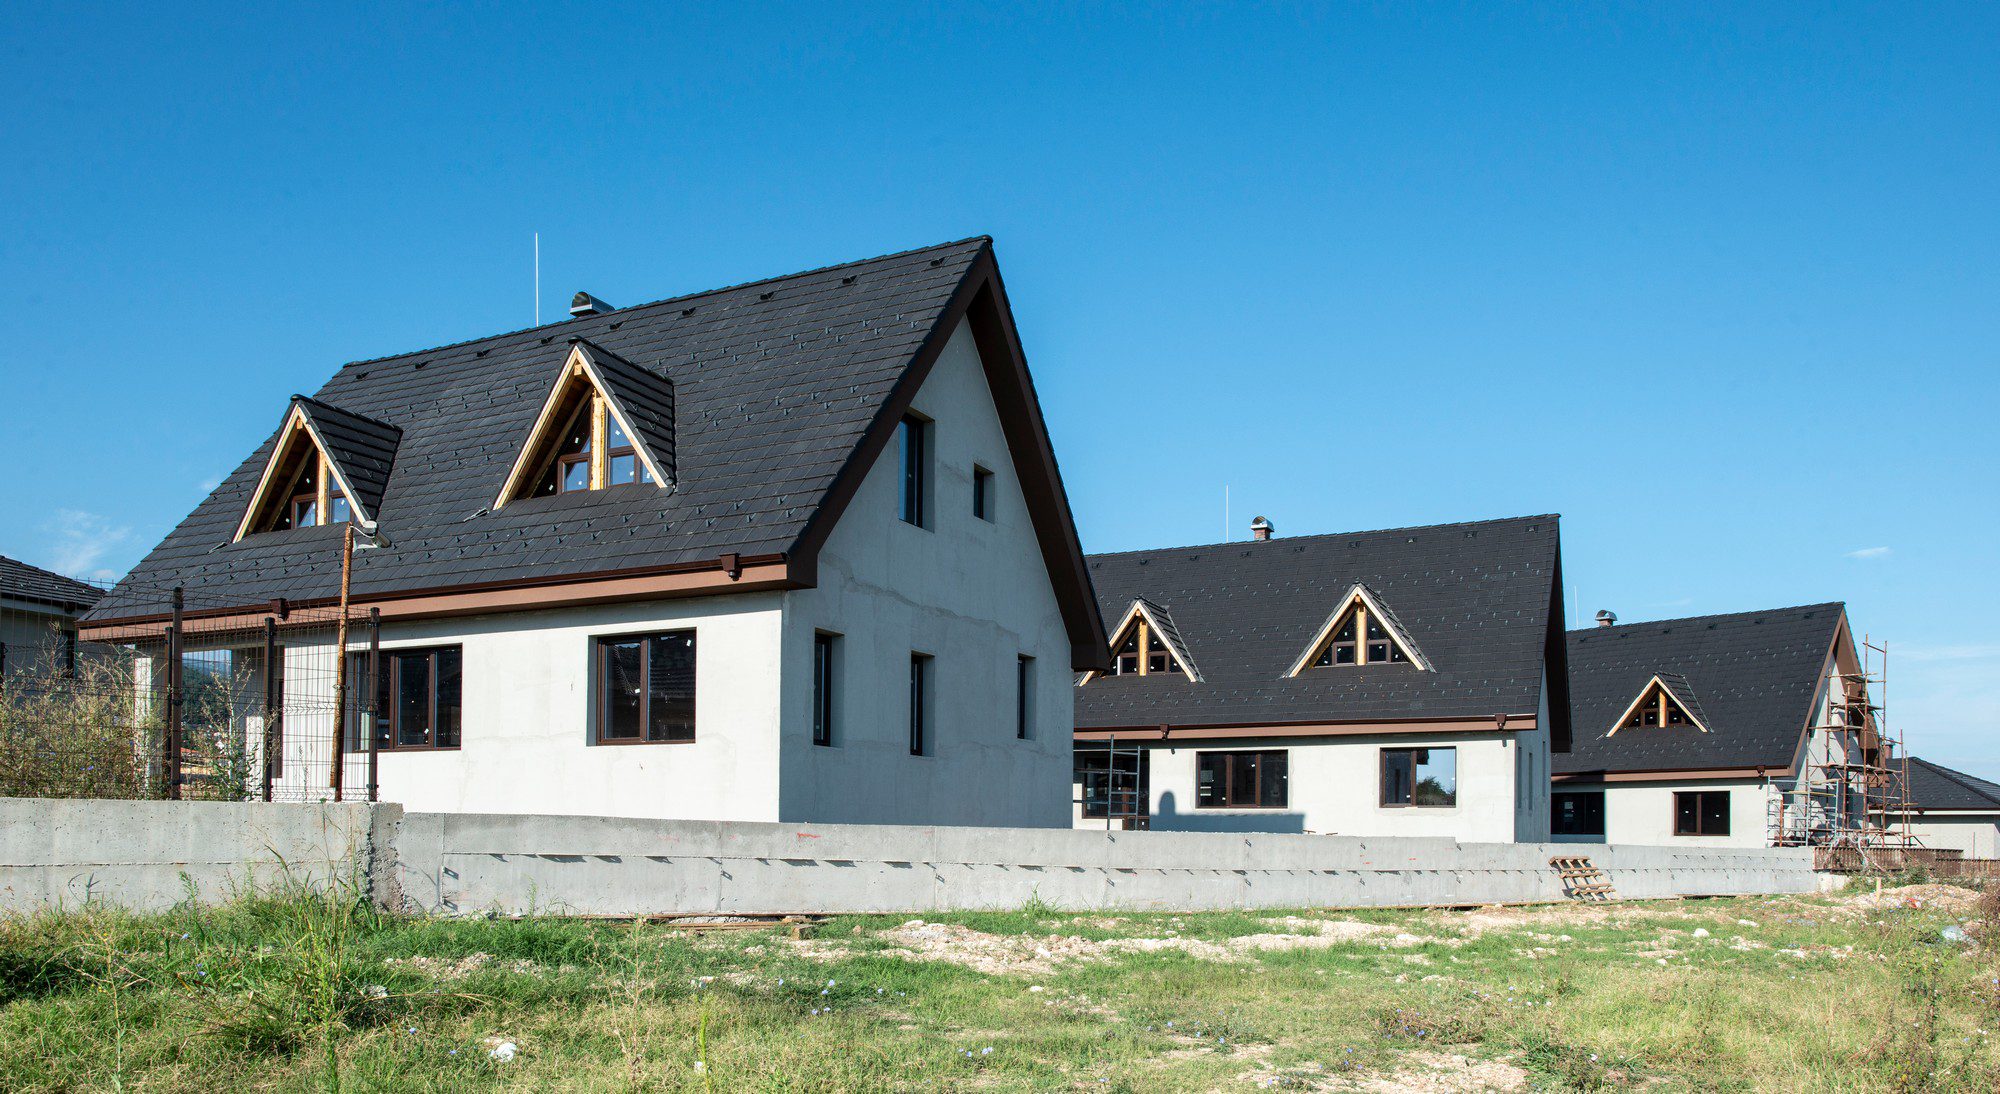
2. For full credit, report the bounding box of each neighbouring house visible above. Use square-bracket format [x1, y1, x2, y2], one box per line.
[78, 238, 1108, 826]
[0, 555, 103, 683]
[1896, 757, 2000, 859]
[1555, 603, 1882, 848]
[1071, 515, 1570, 842]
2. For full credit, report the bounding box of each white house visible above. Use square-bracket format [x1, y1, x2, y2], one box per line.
[79, 238, 1109, 827]
[1071, 515, 1570, 843]
[1, 556, 104, 684]
[1555, 603, 1882, 849]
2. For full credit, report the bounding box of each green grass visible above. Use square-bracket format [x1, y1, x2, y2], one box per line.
[4, 886, 1999, 1091]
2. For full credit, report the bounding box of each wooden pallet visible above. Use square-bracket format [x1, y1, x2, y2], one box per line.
[1549, 855, 1616, 901]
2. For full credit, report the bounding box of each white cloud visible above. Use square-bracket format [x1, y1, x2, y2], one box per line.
[1845, 546, 1892, 560]
[39, 509, 133, 582]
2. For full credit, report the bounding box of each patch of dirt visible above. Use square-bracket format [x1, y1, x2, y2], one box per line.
[1844, 883, 1980, 913]
[1315, 1051, 1529, 1093]
[1440, 902, 1697, 936]
[787, 918, 1439, 977]
[383, 953, 546, 979]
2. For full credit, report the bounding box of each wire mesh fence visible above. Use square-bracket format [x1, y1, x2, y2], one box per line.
[2, 569, 385, 803]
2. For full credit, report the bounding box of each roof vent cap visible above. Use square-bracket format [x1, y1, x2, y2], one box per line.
[569, 291, 615, 318]
[1250, 516, 1274, 542]
[1595, 609, 1618, 627]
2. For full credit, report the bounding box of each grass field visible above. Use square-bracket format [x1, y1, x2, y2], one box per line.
[4, 881, 1998, 1092]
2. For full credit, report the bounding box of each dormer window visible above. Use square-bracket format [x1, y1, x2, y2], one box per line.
[1088, 599, 1199, 682]
[1292, 587, 1423, 673]
[496, 340, 673, 508]
[235, 397, 395, 540]
[1610, 673, 1710, 734]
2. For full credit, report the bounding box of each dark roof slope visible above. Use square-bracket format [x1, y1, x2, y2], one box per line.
[294, 396, 402, 526]
[580, 339, 678, 483]
[0, 556, 104, 612]
[87, 239, 992, 619]
[1906, 757, 2000, 812]
[1558, 604, 1843, 775]
[1075, 515, 1563, 731]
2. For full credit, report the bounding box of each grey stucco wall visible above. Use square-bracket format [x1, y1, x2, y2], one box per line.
[0, 799, 1819, 917]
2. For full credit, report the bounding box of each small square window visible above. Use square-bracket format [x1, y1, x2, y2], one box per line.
[594, 631, 696, 744]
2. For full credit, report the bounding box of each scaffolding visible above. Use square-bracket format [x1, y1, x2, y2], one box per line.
[1768, 636, 1914, 848]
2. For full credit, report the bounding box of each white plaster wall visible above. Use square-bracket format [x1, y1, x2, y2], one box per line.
[1141, 732, 1524, 840]
[778, 319, 1074, 828]
[1588, 778, 1774, 848]
[268, 594, 786, 821]
[1907, 815, 2000, 859]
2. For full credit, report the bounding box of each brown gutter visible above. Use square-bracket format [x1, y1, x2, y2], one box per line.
[1074, 715, 1539, 743]
[78, 556, 795, 642]
[1552, 766, 1791, 784]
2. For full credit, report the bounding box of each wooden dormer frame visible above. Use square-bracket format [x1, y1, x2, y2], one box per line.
[1285, 584, 1430, 676]
[493, 342, 672, 509]
[1081, 599, 1200, 683]
[1608, 674, 1711, 735]
[232, 404, 375, 541]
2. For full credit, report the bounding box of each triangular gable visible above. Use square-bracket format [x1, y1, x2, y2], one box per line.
[1608, 673, 1712, 734]
[493, 339, 675, 507]
[1085, 598, 1201, 682]
[1285, 583, 1431, 675]
[232, 397, 400, 540]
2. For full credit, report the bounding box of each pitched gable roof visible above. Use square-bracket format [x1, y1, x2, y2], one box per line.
[1905, 757, 2000, 812]
[1075, 515, 1565, 734]
[492, 339, 676, 505]
[1097, 597, 1202, 682]
[1283, 583, 1432, 675]
[295, 396, 402, 527]
[1558, 603, 1845, 776]
[83, 238, 1108, 668]
[0, 556, 103, 612]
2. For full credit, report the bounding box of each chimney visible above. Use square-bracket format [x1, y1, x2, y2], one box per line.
[1250, 516, 1274, 542]
[569, 291, 615, 318]
[1595, 609, 1618, 628]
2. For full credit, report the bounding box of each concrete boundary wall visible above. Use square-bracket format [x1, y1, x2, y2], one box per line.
[0, 799, 388, 914]
[0, 799, 1817, 916]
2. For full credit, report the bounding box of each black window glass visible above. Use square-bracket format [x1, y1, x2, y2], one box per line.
[646, 633, 696, 742]
[603, 639, 644, 740]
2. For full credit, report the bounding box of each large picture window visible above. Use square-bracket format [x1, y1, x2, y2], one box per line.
[1381, 747, 1456, 807]
[1552, 790, 1606, 837]
[1673, 791, 1730, 836]
[1195, 750, 1288, 809]
[594, 631, 695, 744]
[347, 646, 461, 751]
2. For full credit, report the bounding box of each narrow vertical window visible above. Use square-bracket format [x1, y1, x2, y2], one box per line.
[1016, 654, 1033, 740]
[973, 465, 994, 521]
[812, 633, 837, 747]
[909, 652, 931, 756]
[899, 415, 928, 527]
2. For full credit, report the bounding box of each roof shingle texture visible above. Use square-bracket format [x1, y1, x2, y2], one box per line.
[1905, 757, 2000, 812]
[88, 239, 988, 620]
[1074, 516, 1560, 729]
[1557, 604, 1843, 775]
[294, 396, 402, 525]
[0, 556, 104, 612]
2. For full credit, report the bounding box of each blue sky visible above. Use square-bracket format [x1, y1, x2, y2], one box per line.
[2, 5, 1994, 767]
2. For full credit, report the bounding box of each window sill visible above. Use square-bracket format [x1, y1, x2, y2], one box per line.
[1378, 803, 1459, 810]
[1194, 805, 1290, 811]
[594, 737, 698, 747]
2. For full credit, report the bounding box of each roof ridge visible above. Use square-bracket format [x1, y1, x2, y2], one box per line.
[1085, 513, 1559, 561]
[1568, 602, 1845, 636]
[335, 237, 992, 370]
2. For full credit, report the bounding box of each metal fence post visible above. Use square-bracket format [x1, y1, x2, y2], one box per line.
[262, 616, 278, 802]
[367, 607, 381, 803]
[165, 586, 183, 801]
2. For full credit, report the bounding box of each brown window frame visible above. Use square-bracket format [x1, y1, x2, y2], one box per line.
[345, 645, 462, 752]
[1673, 790, 1731, 836]
[593, 630, 697, 746]
[1551, 790, 1606, 837]
[1195, 750, 1288, 809]
[1309, 601, 1409, 669]
[1380, 746, 1457, 808]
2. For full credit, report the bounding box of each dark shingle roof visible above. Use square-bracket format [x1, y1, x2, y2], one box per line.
[579, 339, 678, 483]
[1558, 604, 1844, 775]
[1906, 757, 2000, 812]
[0, 556, 104, 612]
[293, 395, 402, 526]
[86, 238, 992, 620]
[1074, 515, 1564, 731]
